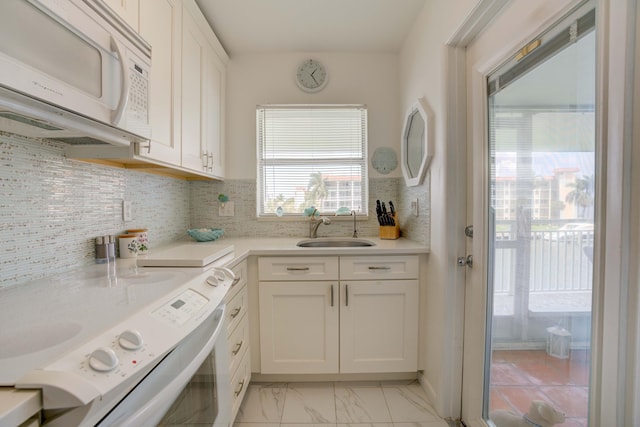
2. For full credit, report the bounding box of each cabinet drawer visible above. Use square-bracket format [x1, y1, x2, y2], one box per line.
[226, 286, 247, 335]
[230, 351, 251, 422]
[340, 255, 419, 280]
[225, 260, 247, 302]
[228, 315, 249, 375]
[259, 256, 339, 281]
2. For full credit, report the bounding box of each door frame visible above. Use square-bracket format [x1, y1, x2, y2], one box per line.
[445, 0, 638, 425]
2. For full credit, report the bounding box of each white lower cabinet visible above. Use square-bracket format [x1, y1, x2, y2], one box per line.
[259, 281, 339, 373]
[258, 256, 419, 374]
[225, 260, 250, 422]
[339, 280, 418, 373]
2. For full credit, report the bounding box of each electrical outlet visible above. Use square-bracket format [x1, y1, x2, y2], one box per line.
[123, 200, 133, 221]
[411, 199, 419, 217]
[219, 201, 234, 217]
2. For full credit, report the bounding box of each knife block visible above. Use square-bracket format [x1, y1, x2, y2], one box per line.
[379, 215, 400, 240]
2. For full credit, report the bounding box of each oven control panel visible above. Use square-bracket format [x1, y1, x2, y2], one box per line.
[16, 268, 234, 409]
[151, 289, 209, 327]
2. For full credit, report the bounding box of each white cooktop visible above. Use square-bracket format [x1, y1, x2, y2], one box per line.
[136, 243, 234, 267]
[0, 256, 225, 385]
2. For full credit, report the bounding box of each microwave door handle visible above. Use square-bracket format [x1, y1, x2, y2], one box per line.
[110, 35, 130, 125]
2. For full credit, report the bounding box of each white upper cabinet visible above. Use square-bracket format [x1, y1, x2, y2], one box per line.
[66, 0, 227, 180]
[180, 0, 227, 179]
[204, 50, 226, 177]
[138, 0, 182, 166]
[104, 0, 139, 31]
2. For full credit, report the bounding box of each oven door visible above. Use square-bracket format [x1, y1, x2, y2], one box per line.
[96, 303, 231, 427]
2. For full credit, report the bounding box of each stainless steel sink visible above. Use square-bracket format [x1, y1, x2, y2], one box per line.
[296, 238, 376, 248]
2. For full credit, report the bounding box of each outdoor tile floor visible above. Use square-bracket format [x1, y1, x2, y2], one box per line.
[489, 349, 590, 427]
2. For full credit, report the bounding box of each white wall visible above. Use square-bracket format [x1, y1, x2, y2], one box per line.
[225, 52, 400, 180]
[398, 0, 479, 417]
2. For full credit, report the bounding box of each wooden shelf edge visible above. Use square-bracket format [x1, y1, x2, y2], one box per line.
[69, 157, 223, 181]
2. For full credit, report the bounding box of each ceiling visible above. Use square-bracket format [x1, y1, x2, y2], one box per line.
[194, 0, 427, 56]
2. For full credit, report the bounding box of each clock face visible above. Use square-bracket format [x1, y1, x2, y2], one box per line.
[296, 59, 328, 92]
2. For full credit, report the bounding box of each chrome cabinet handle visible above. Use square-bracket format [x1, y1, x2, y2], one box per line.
[235, 379, 245, 396]
[231, 276, 241, 287]
[286, 267, 310, 271]
[139, 141, 151, 154]
[345, 284, 349, 306]
[208, 153, 214, 170]
[232, 340, 244, 355]
[368, 266, 391, 270]
[230, 306, 242, 318]
[330, 284, 334, 307]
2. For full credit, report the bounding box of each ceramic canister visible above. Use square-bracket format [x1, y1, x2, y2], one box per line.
[127, 228, 149, 253]
[118, 234, 140, 258]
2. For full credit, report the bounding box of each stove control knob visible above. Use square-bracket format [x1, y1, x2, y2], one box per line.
[89, 347, 119, 372]
[118, 329, 144, 351]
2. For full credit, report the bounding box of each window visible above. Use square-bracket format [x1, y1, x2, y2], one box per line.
[256, 105, 368, 218]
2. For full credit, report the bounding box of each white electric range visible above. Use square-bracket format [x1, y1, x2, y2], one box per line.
[0, 243, 236, 426]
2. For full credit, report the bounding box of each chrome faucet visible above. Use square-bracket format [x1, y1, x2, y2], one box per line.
[310, 216, 331, 238]
[351, 210, 358, 238]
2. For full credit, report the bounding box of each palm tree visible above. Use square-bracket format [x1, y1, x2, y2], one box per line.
[565, 174, 594, 219]
[306, 172, 328, 209]
[266, 194, 296, 214]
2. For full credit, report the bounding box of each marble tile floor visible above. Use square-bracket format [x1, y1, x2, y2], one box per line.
[233, 380, 456, 427]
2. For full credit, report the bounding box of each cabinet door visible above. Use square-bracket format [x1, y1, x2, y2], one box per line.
[138, 0, 182, 165]
[259, 281, 339, 374]
[340, 280, 419, 373]
[180, 8, 207, 172]
[104, 0, 139, 31]
[203, 50, 225, 178]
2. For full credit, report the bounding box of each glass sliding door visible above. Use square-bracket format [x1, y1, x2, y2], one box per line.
[485, 4, 595, 426]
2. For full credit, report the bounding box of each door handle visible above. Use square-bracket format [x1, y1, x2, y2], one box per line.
[457, 255, 473, 268]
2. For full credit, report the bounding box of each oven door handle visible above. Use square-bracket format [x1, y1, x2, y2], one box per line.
[97, 303, 230, 427]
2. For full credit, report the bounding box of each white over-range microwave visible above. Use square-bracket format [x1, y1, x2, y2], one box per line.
[0, 0, 151, 146]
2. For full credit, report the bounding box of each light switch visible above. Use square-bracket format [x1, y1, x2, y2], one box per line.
[219, 201, 234, 217]
[411, 199, 419, 217]
[123, 200, 133, 221]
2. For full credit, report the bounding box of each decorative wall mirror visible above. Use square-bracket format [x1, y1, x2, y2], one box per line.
[401, 97, 433, 186]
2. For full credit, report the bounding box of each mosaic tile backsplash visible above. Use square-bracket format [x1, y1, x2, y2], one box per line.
[189, 177, 430, 244]
[1, 131, 430, 288]
[0, 133, 190, 288]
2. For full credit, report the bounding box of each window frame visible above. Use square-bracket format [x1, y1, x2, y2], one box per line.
[256, 104, 369, 219]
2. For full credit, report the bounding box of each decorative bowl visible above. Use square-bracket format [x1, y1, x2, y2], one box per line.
[187, 228, 224, 242]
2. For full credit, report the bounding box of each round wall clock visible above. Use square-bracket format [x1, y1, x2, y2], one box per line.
[296, 59, 328, 92]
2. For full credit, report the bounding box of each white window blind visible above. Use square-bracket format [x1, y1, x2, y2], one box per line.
[257, 105, 368, 217]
